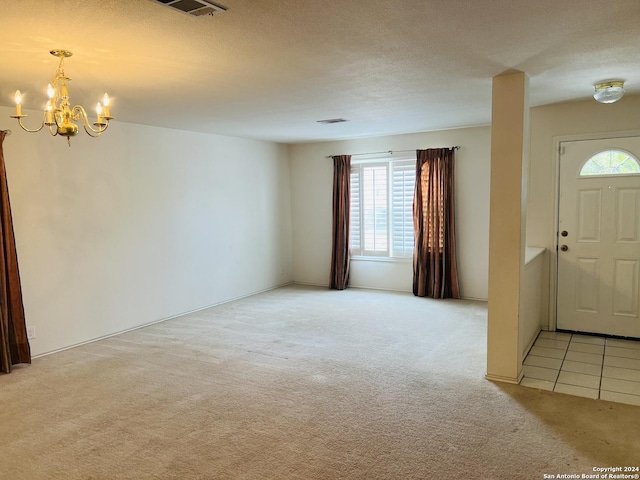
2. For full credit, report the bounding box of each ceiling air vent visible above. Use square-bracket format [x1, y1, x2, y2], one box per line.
[317, 118, 349, 124]
[152, 0, 227, 17]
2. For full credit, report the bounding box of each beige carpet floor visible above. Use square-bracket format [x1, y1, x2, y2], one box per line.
[1, 285, 638, 479]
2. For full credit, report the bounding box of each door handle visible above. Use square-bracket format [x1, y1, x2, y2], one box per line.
[560, 245, 568, 252]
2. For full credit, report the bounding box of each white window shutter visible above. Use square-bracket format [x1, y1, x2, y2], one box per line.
[391, 160, 415, 256]
[350, 167, 362, 255]
[362, 165, 388, 255]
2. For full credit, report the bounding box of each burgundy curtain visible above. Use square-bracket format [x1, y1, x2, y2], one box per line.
[329, 155, 351, 290]
[413, 148, 460, 299]
[0, 131, 30, 373]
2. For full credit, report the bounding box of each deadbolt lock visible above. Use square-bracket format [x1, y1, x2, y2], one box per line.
[561, 230, 568, 237]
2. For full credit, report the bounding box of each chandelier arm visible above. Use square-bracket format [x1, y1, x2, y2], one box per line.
[14, 113, 47, 133]
[72, 105, 108, 137]
[82, 123, 109, 138]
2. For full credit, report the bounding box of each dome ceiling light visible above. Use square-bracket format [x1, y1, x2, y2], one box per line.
[593, 80, 625, 104]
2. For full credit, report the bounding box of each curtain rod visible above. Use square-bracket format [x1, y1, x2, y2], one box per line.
[325, 146, 459, 159]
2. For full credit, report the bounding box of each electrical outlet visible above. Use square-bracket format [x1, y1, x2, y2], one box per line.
[26, 326, 36, 340]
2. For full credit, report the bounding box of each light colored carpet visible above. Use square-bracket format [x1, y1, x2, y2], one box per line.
[1, 285, 638, 479]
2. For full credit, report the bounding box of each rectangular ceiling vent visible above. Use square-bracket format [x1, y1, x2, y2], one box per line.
[317, 118, 349, 124]
[152, 0, 227, 17]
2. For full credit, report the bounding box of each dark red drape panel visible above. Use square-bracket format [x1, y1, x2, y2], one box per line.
[329, 155, 351, 290]
[413, 148, 460, 299]
[0, 131, 31, 374]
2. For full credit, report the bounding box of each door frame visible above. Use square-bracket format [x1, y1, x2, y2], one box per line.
[549, 129, 640, 332]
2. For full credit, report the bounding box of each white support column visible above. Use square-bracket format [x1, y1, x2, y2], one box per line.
[486, 71, 530, 384]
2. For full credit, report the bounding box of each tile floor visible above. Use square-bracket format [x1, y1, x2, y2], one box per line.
[521, 331, 640, 406]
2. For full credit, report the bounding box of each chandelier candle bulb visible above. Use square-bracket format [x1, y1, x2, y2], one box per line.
[45, 101, 53, 124]
[102, 93, 110, 118]
[96, 102, 103, 124]
[14, 90, 22, 116]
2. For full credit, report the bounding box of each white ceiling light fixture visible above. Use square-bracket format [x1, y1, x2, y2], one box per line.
[593, 80, 625, 104]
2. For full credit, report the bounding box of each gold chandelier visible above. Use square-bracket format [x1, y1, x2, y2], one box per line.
[10, 50, 113, 146]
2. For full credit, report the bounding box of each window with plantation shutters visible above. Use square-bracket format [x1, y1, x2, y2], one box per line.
[350, 158, 416, 258]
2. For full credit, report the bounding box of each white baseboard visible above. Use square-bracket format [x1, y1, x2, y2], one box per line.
[485, 371, 524, 385]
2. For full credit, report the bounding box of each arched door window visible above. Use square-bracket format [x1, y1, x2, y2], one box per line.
[579, 149, 640, 176]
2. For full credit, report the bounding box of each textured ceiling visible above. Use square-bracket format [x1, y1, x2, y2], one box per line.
[1, 0, 639, 143]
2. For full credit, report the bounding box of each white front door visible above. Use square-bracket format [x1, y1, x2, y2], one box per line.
[557, 137, 640, 338]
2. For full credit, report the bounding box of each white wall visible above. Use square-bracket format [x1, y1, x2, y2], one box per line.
[527, 94, 640, 329]
[521, 248, 545, 361]
[1, 106, 293, 356]
[289, 126, 491, 300]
